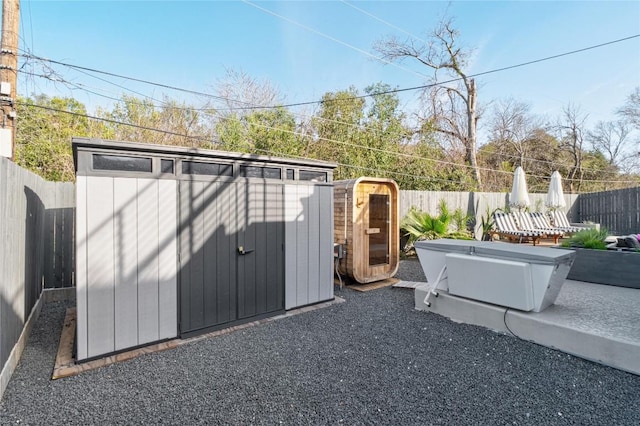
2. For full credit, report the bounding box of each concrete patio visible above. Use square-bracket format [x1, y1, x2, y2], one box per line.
[415, 277, 640, 376]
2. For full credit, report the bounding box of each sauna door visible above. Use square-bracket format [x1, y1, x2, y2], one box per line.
[368, 193, 390, 266]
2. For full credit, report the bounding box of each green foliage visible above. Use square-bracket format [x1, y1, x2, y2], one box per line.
[451, 207, 473, 232]
[100, 95, 209, 147]
[475, 201, 504, 241]
[16, 95, 92, 181]
[401, 208, 450, 243]
[400, 199, 473, 251]
[561, 228, 610, 250]
[216, 107, 304, 157]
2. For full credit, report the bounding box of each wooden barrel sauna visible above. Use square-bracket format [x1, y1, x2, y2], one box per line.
[334, 177, 399, 283]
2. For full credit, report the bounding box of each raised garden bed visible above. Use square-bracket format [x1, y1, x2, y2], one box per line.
[563, 247, 640, 289]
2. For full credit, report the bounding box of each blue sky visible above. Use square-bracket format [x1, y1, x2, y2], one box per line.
[16, 1, 640, 136]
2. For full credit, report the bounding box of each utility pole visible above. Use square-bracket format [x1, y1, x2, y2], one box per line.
[0, 0, 19, 160]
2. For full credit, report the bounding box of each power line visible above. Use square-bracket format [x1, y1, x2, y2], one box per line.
[17, 100, 638, 185]
[19, 34, 640, 113]
[241, 0, 429, 80]
[16, 62, 634, 178]
[339, 0, 427, 43]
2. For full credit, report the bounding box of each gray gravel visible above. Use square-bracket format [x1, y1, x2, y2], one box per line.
[1, 259, 639, 425]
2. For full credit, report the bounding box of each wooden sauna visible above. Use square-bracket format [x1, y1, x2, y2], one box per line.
[334, 177, 399, 283]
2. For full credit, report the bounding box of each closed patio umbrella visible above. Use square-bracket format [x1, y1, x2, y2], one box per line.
[545, 170, 566, 210]
[509, 166, 530, 210]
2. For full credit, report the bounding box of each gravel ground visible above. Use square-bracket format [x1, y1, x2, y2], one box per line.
[1, 259, 639, 425]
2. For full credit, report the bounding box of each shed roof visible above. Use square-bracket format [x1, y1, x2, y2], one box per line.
[72, 137, 337, 170]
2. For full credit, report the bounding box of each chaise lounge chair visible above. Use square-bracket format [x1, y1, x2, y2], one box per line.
[491, 212, 546, 245]
[529, 212, 576, 237]
[517, 212, 565, 243]
[548, 210, 591, 234]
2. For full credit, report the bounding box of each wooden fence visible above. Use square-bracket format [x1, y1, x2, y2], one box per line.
[576, 187, 640, 235]
[399, 190, 582, 238]
[0, 157, 74, 375]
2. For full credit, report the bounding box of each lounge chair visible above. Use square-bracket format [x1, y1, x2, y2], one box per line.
[491, 212, 545, 245]
[529, 212, 571, 240]
[513, 211, 564, 244]
[548, 210, 590, 234]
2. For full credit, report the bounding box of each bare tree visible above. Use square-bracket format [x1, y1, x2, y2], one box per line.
[587, 120, 633, 169]
[617, 86, 640, 131]
[374, 18, 482, 188]
[556, 104, 588, 193]
[489, 98, 544, 167]
[212, 67, 282, 112]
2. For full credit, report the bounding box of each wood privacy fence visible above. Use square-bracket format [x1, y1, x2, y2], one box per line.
[576, 187, 640, 235]
[0, 157, 74, 373]
[399, 190, 583, 237]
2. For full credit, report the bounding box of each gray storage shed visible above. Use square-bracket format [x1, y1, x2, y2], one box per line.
[73, 138, 336, 361]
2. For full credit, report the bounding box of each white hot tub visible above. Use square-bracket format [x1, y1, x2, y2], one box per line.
[415, 240, 575, 312]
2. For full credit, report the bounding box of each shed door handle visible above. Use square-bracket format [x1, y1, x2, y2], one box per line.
[238, 246, 254, 255]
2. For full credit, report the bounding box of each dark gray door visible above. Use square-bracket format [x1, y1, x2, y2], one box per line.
[179, 180, 284, 336]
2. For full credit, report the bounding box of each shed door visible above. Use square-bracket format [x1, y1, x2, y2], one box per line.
[178, 181, 284, 336]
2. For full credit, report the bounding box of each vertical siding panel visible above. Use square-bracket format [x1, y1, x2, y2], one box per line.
[158, 179, 177, 340]
[284, 184, 298, 310]
[178, 181, 191, 333]
[264, 184, 283, 312]
[191, 181, 206, 330]
[0, 158, 6, 365]
[86, 176, 115, 358]
[236, 183, 249, 319]
[113, 178, 139, 350]
[243, 183, 258, 317]
[216, 183, 234, 323]
[75, 177, 88, 359]
[307, 185, 320, 303]
[255, 184, 267, 314]
[137, 178, 160, 344]
[296, 185, 310, 306]
[275, 184, 285, 311]
[202, 182, 218, 327]
[318, 185, 333, 302]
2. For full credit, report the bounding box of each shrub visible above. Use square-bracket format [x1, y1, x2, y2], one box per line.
[400, 200, 473, 252]
[561, 228, 609, 250]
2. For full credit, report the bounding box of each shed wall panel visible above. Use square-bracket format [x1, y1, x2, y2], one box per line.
[113, 178, 139, 350]
[284, 184, 334, 309]
[86, 177, 115, 358]
[157, 179, 177, 340]
[137, 179, 160, 344]
[284, 185, 299, 309]
[318, 185, 334, 302]
[296, 185, 310, 307]
[75, 176, 88, 360]
[202, 182, 218, 327]
[308, 187, 320, 303]
[215, 182, 236, 324]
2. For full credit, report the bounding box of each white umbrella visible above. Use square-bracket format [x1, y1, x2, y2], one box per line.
[509, 166, 530, 210]
[545, 170, 566, 210]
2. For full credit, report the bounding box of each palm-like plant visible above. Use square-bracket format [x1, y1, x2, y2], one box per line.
[562, 228, 610, 250]
[401, 208, 450, 243]
[401, 200, 456, 250]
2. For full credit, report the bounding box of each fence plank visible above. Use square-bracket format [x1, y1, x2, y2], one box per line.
[0, 158, 75, 371]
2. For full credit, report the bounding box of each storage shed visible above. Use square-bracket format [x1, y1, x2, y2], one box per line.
[334, 177, 399, 283]
[73, 138, 335, 361]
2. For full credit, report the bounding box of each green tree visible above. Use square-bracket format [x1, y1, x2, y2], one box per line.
[16, 95, 91, 181]
[99, 95, 210, 147]
[310, 87, 366, 180]
[215, 107, 305, 157]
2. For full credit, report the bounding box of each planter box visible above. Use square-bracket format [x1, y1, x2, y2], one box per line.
[563, 248, 640, 289]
